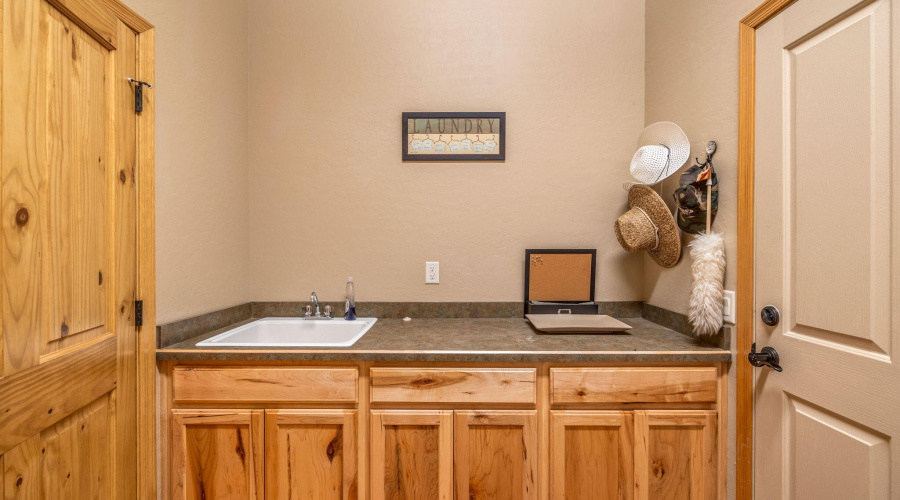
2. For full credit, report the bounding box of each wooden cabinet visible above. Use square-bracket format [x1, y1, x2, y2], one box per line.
[265, 410, 358, 499]
[550, 411, 634, 500]
[370, 410, 454, 500]
[634, 411, 717, 500]
[171, 410, 265, 500]
[454, 410, 538, 500]
[162, 363, 724, 500]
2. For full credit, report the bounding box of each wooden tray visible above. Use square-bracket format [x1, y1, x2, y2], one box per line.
[525, 314, 632, 333]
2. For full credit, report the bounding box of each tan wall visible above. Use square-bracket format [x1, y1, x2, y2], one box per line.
[247, 0, 647, 302]
[123, 0, 251, 323]
[644, 1, 760, 498]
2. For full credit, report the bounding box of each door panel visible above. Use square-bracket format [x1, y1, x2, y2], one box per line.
[171, 410, 265, 500]
[754, 0, 900, 497]
[370, 410, 453, 500]
[550, 411, 633, 500]
[633, 411, 716, 500]
[454, 410, 537, 500]
[265, 409, 358, 500]
[4, 394, 114, 499]
[0, 0, 140, 496]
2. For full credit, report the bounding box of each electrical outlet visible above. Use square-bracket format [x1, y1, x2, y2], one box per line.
[723, 290, 736, 324]
[425, 262, 439, 284]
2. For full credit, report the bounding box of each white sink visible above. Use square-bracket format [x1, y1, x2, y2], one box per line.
[196, 317, 377, 347]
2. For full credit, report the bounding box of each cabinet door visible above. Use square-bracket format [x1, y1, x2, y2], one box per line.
[550, 411, 633, 500]
[454, 410, 538, 500]
[171, 410, 265, 500]
[634, 411, 717, 500]
[370, 410, 453, 500]
[265, 409, 358, 499]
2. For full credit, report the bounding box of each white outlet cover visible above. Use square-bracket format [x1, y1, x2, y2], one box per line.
[723, 290, 736, 324]
[426, 262, 439, 284]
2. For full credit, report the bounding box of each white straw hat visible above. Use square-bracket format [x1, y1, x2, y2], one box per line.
[628, 122, 690, 185]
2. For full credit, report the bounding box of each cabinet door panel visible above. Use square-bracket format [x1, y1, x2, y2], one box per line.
[550, 411, 633, 500]
[454, 410, 537, 500]
[171, 410, 264, 500]
[634, 411, 716, 500]
[265, 410, 358, 500]
[371, 410, 453, 500]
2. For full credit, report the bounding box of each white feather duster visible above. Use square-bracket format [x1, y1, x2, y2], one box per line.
[688, 231, 725, 336]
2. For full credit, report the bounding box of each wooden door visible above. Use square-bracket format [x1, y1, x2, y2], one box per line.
[265, 409, 358, 500]
[370, 410, 453, 500]
[633, 411, 716, 500]
[454, 410, 538, 500]
[754, 0, 899, 497]
[550, 411, 633, 500]
[171, 410, 265, 500]
[0, 0, 143, 498]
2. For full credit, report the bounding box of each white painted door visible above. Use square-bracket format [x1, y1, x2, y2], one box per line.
[754, 0, 899, 498]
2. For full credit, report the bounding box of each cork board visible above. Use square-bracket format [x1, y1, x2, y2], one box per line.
[526, 251, 595, 302]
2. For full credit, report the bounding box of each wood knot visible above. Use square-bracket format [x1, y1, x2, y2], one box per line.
[119, 170, 127, 184]
[651, 460, 665, 479]
[576, 390, 586, 397]
[15, 207, 29, 227]
[412, 378, 435, 386]
[98, 271, 103, 285]
[61, 322, 69, 337]
[15, 476, 23, 487]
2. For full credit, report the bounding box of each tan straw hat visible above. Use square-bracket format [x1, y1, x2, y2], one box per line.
[614, 185, 681, 267]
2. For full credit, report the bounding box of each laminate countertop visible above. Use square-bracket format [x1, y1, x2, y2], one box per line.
[156, 317, 731, 363]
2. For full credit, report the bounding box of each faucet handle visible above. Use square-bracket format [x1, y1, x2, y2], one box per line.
[323, 305, 334, 319]
[304, 305, 313, 317]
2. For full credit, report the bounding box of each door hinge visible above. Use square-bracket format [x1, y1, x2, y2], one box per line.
[127, 78, 153, 113]
[135, 300, 144, 327]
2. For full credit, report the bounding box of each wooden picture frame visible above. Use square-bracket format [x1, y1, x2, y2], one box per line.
[402, 112, 505, 161]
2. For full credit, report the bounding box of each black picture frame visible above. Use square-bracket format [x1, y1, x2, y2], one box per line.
[524, 248, 597, 307]
[402, 112, 505, 161]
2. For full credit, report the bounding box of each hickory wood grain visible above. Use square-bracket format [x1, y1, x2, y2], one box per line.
[370, 367, 536, 404]
[550, 411, 634, 500]
[370, 410, 453, 500]
[172, 366, 359, 403]
[550, 367, 718, 404]
[634, 411, 717, 500]
[265, 410, 358, 500]
[454, 410, 538, 500]
[171, 409, 265, 500]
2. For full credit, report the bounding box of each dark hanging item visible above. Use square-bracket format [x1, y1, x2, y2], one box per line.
[674, 141, 719, 235]
[127, 78, 153, 113]
[135, 300, 143, 327]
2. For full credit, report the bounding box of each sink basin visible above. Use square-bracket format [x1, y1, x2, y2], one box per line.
[196, 317, 377, 347]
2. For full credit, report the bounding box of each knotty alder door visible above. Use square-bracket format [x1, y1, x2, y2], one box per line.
[754, 0, 900, 497]
[0, 0, 142, 497]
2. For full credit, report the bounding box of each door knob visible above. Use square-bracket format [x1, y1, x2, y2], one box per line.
[761, 305, 780, 326]
[748, 343, 782, 372]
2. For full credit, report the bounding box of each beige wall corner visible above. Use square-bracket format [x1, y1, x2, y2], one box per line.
[123, 0, 252, 323]
[645, 2, 761, 499]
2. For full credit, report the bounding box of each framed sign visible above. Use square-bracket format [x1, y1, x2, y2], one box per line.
[402, 112, 505, 161]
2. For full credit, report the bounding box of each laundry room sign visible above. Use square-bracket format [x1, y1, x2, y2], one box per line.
[402, 112, 505, 161]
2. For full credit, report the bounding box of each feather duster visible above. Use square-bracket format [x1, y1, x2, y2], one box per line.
[688, 231, 725, 336]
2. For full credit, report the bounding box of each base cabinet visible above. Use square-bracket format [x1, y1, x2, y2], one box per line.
[550, 411, 634, 500]
[370, 410, 454, 500]
[265, 410, 358, 500]
[454, 411, 538, 500]
[171, 410, 265, 500]
[164, 363, 723, 500]
[634, 411, 717, 500]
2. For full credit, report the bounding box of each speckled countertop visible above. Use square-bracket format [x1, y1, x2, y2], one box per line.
[157, 317, 730, 363]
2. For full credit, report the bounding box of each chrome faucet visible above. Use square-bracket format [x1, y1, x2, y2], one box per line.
[306, 292, 333, 319]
